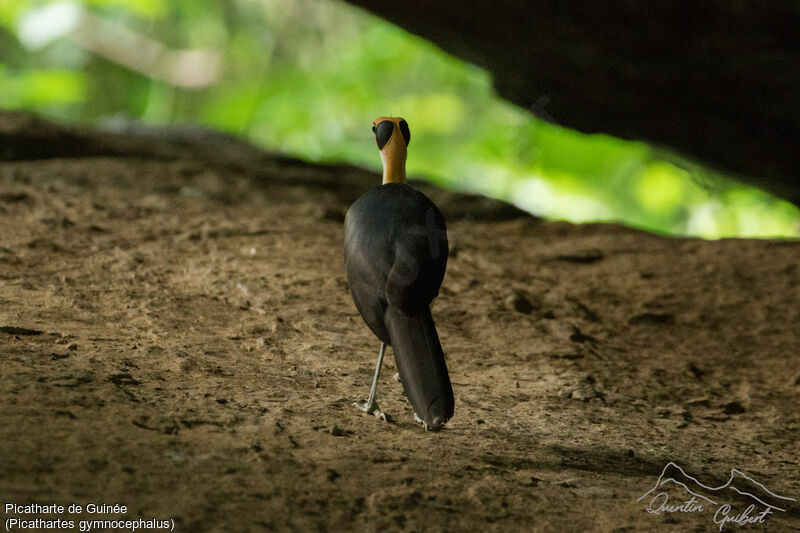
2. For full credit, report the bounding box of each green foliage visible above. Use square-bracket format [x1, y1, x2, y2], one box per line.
[1, 0, 797, 238]
[0, 65, 85, 108]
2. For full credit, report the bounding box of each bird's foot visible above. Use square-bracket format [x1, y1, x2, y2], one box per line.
[414, 412, 445, 432]
[414, 412, 430, 431]
[353, 400, 389, 422]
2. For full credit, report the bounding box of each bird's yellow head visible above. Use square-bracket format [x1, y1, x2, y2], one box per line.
[372, 116, 410, 184]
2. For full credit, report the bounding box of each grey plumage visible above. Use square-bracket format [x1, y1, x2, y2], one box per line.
[344, 182, 454, 428]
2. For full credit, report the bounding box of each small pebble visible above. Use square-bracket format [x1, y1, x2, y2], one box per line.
[723, 401, 746, 414]
[506, 291, 535, 314]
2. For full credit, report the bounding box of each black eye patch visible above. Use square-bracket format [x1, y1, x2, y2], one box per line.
[375, 120, 394, 149]
[398, 120, 410, 146]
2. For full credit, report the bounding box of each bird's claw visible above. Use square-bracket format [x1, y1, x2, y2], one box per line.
[414, 412, 429, 431]
[353, 401, 389, 422]
[414, 412, 446, 431]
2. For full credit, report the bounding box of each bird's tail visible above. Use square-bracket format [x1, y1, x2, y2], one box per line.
[384, 305, 454, 429]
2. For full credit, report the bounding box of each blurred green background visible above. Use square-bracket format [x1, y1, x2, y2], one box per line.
[2, 0, 798, 238]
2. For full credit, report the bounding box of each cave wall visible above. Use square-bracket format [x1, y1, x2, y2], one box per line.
[347, 1, 800, 205]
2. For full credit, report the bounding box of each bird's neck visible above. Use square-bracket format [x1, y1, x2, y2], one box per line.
[380, 143, 407, 184]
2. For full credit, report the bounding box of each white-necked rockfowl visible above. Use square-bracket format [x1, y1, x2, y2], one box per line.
[344, 116, 454, 431]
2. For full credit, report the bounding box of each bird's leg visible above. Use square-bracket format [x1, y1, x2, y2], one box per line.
[353, 342, 389, 422]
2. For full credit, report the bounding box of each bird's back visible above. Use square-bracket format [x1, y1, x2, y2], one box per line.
[344, 182, 453, 426]
[344, 183, 448, 337]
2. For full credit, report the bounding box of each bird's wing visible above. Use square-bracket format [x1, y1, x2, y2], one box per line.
[385, 207, 448, 313]
[345, 248, 391, 344]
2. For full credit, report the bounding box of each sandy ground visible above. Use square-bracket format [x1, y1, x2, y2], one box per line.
[1, 113, 799, 532]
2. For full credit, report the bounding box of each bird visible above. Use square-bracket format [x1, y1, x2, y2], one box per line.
[344, 116, 454, 431]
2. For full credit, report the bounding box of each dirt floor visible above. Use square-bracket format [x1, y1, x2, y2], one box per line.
[1, 112, 798, 532]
